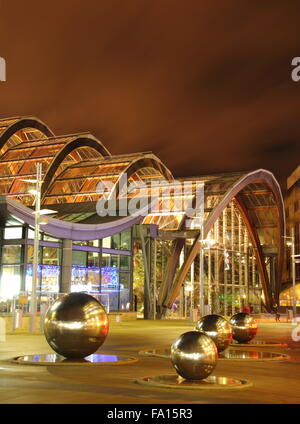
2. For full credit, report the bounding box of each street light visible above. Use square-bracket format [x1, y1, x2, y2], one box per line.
[21, 164, 57, 333]
[283, 231, 297, 318]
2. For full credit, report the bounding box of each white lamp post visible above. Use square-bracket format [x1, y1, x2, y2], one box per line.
[21, 164, 57, 333]
[28, 163, 42, 333]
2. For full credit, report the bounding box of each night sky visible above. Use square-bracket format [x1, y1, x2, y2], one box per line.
[1, 0, 300, 191]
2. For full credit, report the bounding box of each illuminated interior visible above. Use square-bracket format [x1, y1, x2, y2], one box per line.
[0, 116, 285, 315]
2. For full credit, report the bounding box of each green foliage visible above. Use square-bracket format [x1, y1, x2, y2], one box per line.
[133, 243, 145, 310]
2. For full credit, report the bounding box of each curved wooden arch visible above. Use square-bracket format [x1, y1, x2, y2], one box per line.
[44, 153, 173, 207]
[161, 169, 285, 313]
[234, 195, 271, 309]
[5, 135, 110, 198]
[41, 136, 111, 198]
[110, 155, 174, 200]
[0, 117, 54, 155]
[92, 154, 174, 218]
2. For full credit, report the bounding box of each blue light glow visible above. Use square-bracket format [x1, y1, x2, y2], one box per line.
[101, 266, 119, 289]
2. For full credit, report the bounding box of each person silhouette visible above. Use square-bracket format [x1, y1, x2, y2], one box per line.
[243, 305, 251, 314]
[274, 303, 280, 322]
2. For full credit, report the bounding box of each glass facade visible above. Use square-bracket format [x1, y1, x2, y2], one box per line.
[0, 241, 22, 300]
[103, 229, 131, 251]
[0, 224, 133, 312]
[1, 265, 21, 300]
[161, 201, 264, 318]
[101, 253, 131, 311]
[195, 203, 262, 315]
[0, 117, 284, 320]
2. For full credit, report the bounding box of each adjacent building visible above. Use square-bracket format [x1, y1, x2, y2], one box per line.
[280, 165, 300, 308]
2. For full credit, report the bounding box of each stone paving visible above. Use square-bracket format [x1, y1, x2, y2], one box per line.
[0, 319, 299, 404]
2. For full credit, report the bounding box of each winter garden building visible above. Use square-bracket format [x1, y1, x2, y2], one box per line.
[0, 116, 285, 318]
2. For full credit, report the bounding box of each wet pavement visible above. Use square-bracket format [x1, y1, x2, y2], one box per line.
[0, 319, 299, 404]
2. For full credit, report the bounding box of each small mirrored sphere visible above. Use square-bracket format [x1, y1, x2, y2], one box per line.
[170, 331, 218, 380]
[229, 313, 258, 343]
[195, 314, 232, 352]
[44, 292, 109, 358]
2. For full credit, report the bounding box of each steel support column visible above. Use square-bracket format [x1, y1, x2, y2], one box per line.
[61, 239, 72, 294]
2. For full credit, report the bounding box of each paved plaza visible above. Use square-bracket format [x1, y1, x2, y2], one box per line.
[0, 319, 300, 404]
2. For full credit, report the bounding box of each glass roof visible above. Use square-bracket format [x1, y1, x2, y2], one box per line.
[0, 134, 105, 205]
[43, 153, 168, 205]
[0, 117, 53, 156]
[0, 116, 283, 256]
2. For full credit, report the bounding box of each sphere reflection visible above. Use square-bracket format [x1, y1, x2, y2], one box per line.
[196, 314, 232, 352]
[44, 292, 109, 358]
[170, 331, 218, 380]
[229, 313, 258, 343]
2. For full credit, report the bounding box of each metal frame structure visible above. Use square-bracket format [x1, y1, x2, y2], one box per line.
[157, 170, 285, 316]
[0, 116, 286, 316]
[0, 116, 54, 154]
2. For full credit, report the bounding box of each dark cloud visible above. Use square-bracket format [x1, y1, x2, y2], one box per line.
[0, 0, 300, 192]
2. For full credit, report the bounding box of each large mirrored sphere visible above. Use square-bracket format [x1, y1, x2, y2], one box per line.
[229, 313, 258, 343]
[44, 292, 109, 358]
[195, 314, 232, 352]
[170, 331, 218, 380]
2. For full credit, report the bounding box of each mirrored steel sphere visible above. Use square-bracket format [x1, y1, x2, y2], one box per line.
[170, 331, 218, 380]
[195, 314, 232, 352]
[44, 292, 109, 358]
[229, 313, 258, 343]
